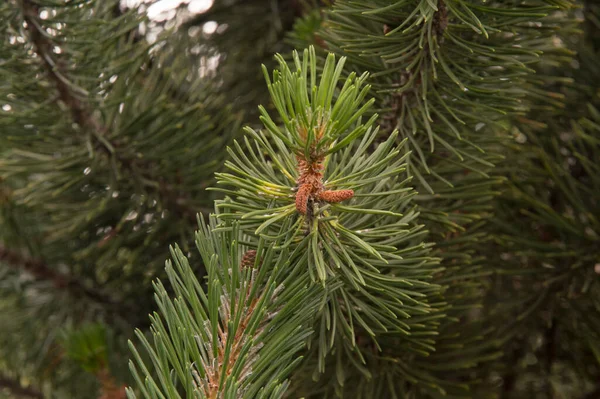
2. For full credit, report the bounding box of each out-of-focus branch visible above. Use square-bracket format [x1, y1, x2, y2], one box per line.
[21, 0, 100, 134]
[20, 0, 207, 225]
[0, 244, 127, 312]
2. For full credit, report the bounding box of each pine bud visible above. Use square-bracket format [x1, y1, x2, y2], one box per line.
[317, 189, 354, 204]
[241, 250, 258, 269]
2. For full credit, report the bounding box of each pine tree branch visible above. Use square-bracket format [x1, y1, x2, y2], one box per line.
[129, 231, 321, 398]
[0, 373, 44, 399]
[20, 0, 98, 135]
[19, 0, 208, 225]
[195, 254, 263, 397]
[379, 0, 447, 135]
[0, 244, 126, 312]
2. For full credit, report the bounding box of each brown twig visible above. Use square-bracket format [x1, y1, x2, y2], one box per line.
[21, 1, 99, 134]
[96, 368, 126, 399]
[0, 373, 44, 399]
[433, 0, 449, 37]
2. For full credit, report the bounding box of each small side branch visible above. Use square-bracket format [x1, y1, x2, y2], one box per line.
[0, 373, 44, 399]
[433, 0, 448, 37]
[0, 245, 120, 309]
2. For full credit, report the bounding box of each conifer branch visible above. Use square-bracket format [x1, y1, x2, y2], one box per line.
[128, 221, 322, 398]
[0, 244, 125, 311]
[323, 0, 572, 193]
[194, 251, 263, 397]
[19, 0, 208, 224]
[214, 47, 441, 376]
[0, 373, 43, 399]
[20, 0, 98, 135]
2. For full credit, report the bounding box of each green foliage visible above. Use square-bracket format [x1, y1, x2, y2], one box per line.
[127, 217, 323, 398]
[484, 3, 600, 392]
[2, 0, 599, 398]
[277, 0, 587, 397]
[259, 48, 375, 154]
[128, 48, 444, 397]
[212, 48, 442, 375]
[61, 324, 109, 374]
[0, 0, 237, 287]
[323, 0, 575, 175]
[0, 0, 239, 395]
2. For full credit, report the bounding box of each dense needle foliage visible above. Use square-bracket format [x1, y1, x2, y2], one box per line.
[0, 0, 598, 398]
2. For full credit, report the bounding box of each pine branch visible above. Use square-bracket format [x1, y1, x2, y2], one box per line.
[19, 0, 208, 224]
[379, 0, 448, 136]
[193, 250, 264, 397]
[128, 219, 322, 398]
[213, 47, 443, 379]
[320, 0, 574, 196]
[20, 0, 98, 135]
[0, 373, 43, 399]
[0, 244, 127, 312]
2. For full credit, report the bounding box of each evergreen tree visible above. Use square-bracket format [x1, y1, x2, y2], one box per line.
[1, 1, 598, 398]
